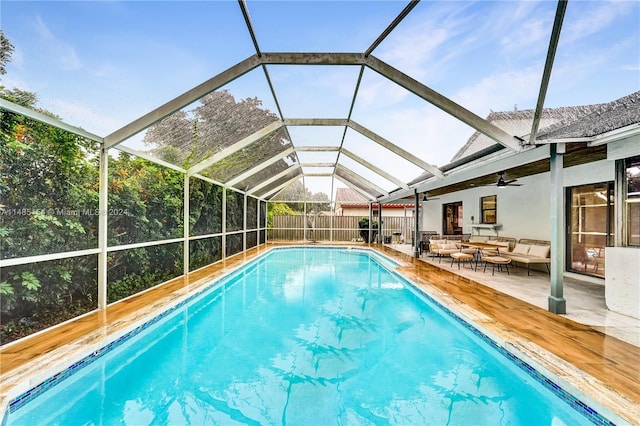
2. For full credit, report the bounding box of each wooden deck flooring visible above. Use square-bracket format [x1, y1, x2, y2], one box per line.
[1, 243, 639, 424]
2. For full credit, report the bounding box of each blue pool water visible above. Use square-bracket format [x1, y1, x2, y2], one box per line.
[5, 247, 604, 425]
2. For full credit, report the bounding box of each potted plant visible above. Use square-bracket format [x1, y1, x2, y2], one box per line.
[358, 217, 379, 243]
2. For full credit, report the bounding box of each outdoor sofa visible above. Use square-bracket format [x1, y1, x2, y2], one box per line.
[504, 238, 551, 275]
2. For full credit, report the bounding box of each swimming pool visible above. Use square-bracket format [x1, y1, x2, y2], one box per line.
[3, 247, 610, 425]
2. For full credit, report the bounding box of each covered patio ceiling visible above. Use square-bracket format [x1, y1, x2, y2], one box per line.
[2, 0, 638, 203]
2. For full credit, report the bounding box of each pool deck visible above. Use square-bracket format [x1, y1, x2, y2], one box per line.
[1, 242, 639, 424]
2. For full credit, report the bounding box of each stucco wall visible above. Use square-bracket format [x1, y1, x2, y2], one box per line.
[605, 247, 640, 320]
[421, 173, 551, 240]
[420, 159, 613, 242]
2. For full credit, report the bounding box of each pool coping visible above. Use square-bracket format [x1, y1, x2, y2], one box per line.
[0, 245, 637, 424]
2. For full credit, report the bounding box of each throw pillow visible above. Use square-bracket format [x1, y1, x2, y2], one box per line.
[512, 244, 531, 255]
[529, 245, 551, 258]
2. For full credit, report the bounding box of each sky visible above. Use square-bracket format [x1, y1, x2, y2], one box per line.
[2, 0, 639, 199]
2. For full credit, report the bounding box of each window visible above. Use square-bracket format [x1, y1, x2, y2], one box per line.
[480, 195, 497, 224]
[625, 156, 640, 247]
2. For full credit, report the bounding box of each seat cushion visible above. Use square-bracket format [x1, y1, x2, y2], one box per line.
[451, 252, 473, 259]
[482, 256, 511, 264]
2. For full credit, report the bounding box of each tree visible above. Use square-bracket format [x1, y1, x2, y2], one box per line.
[143, 90, 296, 178]
[1, 30, 14, 75]
[267, 203, 296, 228]
[0, 32, 187, 342]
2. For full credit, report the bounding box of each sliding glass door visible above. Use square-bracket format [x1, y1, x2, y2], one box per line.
[567, 182, 613, 278]
[442, 202, 463, 235]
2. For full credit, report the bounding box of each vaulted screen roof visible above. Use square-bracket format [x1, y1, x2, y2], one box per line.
[2, 1, 638, 203]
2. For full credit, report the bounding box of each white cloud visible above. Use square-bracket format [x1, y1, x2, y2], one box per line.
[500, 17, 550, 53]
[376, 4, 473, 82]
[562, 1, 635, 44]
[92, 62, 118, 78]
[357, 76, 408, 108]
[33, 16, 82, 70]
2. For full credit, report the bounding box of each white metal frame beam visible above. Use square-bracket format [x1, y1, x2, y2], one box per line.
[261, 175, 302, 199]
[295, 146, 341, 152]
[284, 118, 349, 127]
[340, 147, 409, 190]
[348, 120, 445, 178]
[364, 56, 524, 153]
[335, 164, 388, 197]
[247, 165, 301, 195]
[334, 175, 377, 201]
[300, 163, 335, 168]
[284, 117, 443, 179]
[115, 145, 187, 173]
[528, 0, 568, 145]
[187, 120, 284, 176]
[225, 146, 295, 187]
[104, 55, 262, 147]
[1, 98, 103, 143]
[303, 173, 333, 177]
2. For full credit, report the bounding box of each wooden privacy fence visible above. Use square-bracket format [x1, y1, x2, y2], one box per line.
[269, 215, 416, 242]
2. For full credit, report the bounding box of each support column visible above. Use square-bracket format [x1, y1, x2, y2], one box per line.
[243, 194, 247, 251]
[549, 143, 567, 314]
[377, 203, 383, 244]
[222, 188, 227, 259]
[368, 203, 373, 244]
[183, 175, 190, 276]
[414, 190, 420, 258]
[97, 145, 108, 309]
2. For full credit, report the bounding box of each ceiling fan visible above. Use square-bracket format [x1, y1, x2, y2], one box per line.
[422, 192, 440, 201]
[495, 171, 521, 188]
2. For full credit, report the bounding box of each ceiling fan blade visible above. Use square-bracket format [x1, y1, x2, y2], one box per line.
[505, 179, 518, 185]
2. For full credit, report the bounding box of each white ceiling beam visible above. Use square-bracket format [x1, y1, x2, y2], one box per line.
[115, 145, 187, 173]
[260, 175, 301, 199]
[335, 164, 388, 197]
[187, 120, 284, 176]
[340, 148, 409, 190]
[1, 99, 104, 143]
[247, 165, 301, 195]
[105, 55, 262, 147]
[528, 1, 568, 145]
[225, 147, 295, 187]
[285, 115, 444, 179]
[365, 56, 523, 153]
[260, 52, 366, 66]
[334, 175, 377, 201]
[348, 120, 445, 178]
[191, 173, 224, 187]
[295, 146, 341, 152]
[284, 118, 349, 126]
[300, 163, 335, 168]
